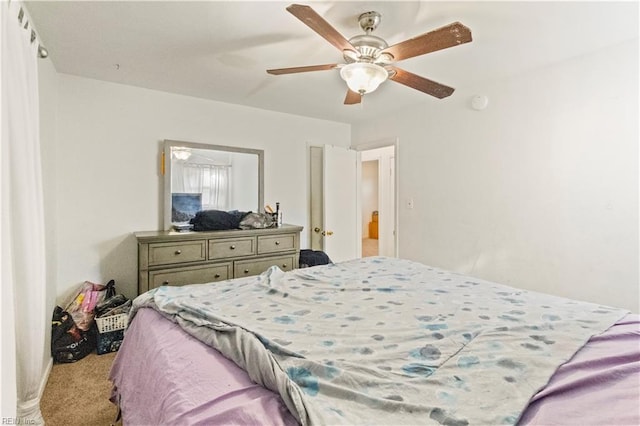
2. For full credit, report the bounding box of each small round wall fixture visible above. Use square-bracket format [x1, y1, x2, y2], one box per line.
[471, 95, 489, 111]
[38, 45, 48, 58]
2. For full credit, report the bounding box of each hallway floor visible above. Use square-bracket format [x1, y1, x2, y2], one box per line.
[362, 238, 378, 257]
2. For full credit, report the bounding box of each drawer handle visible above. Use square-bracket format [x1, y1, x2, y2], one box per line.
[230, 245, 236, 250]
[282, 264, 287, 268]
[275, 241, 280, 245]
[175, 250, 182, 255]
[162, 281, 169, 286]
[214, 274, 220, 279]
[244, 269, 250, 274]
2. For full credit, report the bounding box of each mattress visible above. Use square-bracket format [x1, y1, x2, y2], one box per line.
[110, 258, 639, 425]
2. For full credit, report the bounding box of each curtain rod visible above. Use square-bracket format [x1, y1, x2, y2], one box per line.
[11, 0, 48, 58]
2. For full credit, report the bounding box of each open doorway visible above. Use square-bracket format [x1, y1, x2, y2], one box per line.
[308, 141, 396, 261]
[361, 159, 379, 256]
[359, 144, 396, 258]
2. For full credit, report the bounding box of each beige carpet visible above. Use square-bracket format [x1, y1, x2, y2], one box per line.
[41, 351, 120, 426]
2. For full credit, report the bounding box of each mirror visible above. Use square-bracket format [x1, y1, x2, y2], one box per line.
[164, 140, 264, 230]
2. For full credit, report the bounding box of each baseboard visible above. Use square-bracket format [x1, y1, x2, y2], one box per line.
[38, 357, 53, 399]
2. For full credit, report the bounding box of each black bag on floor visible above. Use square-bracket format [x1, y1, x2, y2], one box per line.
[51, 306, 96, 363]
[299, 249, 332, 268]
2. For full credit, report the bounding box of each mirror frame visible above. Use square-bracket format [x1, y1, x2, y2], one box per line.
[163, 139, 264, 230]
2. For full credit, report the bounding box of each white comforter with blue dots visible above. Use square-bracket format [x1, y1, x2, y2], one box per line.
[130, 257, 627, 426]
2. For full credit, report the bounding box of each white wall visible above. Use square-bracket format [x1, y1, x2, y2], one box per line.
[38, 57, 59, 376]
[51, 75, 350, 301]
[42, 39, 638, 311]
[352, 40, 639, 312]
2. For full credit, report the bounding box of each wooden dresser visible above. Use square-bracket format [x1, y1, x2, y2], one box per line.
[135, 224, 303, 294]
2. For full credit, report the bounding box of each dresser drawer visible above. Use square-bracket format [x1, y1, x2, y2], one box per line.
[234, 255, 295, 278]
[209, 237, 255, 259]
[149, 263, 231, 289]
[148, 241, 206, 266]
[136, 225, 303, 295]
[257, 234, 296, 254]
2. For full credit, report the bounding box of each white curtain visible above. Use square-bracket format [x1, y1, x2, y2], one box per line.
[180, 163, 231, 211]
[201, 164, 230, 210]
[1, 1, 47, 423]
[182, 164, 203, 193]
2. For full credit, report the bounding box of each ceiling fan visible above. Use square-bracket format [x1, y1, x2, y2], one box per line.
[267, 4, 472, 105]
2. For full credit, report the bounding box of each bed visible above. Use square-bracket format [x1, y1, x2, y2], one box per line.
[110, 257, 639, 425]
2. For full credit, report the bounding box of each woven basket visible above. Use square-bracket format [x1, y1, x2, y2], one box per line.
[95, 313, 128, 333]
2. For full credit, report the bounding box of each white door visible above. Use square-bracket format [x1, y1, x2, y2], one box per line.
[322, 145, 359, 262]
[309, 146, 324, 251]
[379, 150, 396, 257]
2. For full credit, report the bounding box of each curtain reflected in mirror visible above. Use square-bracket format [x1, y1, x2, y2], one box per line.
[172, 154, 231, 216]
[164, 141, 264, 230]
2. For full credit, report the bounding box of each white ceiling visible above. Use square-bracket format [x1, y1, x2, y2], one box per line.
[26, 1, 638, 125]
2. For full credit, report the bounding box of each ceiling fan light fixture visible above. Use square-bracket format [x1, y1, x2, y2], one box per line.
[269, 5, 473, 103]
[339, 62, 388, 95]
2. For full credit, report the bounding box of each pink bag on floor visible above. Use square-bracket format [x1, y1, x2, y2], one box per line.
[64, 280, 115, 331]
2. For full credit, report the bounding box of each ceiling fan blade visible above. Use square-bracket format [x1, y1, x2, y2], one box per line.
[344, 89, 361, 105]
[389, 67, 455, 99]
[382, 22, 472, 61]
[286, 4, 356, 53]
[267, 64, 338, 75]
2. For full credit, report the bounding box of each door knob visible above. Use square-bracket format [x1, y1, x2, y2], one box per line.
[321, 230, 334, 236]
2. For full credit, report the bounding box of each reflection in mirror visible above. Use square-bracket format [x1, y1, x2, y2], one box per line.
[164, 140, 264, 230]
